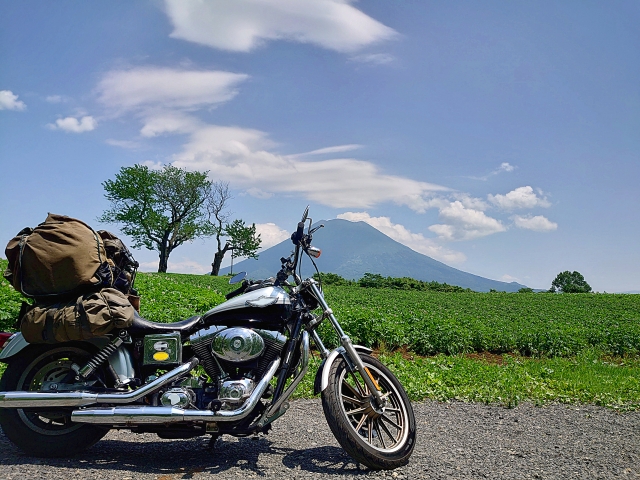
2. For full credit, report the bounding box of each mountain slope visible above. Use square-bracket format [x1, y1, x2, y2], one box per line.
[221, 219, 528, 292]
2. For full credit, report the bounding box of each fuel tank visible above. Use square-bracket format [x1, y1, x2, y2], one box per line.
[201, 286, 292, 329]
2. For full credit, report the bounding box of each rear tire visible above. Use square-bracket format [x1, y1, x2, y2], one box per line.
[321, 354, 416, 470]
[0, 345, 109, 457]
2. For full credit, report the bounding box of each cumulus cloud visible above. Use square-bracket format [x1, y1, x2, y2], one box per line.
[337, 212, 466, 263]
[172, 124, 448, 211]
[488, 186, 550, 210]
[512, 215, 558, 232]
[429, 201, 506, 241]
[164, 0, 397, 53]
[47, 116, 97, 133]
[255, 223, 290, 250]
[97, 67, 248, 112]
[0, 90, 26, 111]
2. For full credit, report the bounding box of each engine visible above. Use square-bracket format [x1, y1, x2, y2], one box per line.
[189, 326, 287, 410]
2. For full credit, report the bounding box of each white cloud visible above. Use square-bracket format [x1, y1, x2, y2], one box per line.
[140, 111, 202, 137]
[512, 214, 558, 232]
[429, 201, 506, 241]
[172, 125, 448, 211]
[337, 212, 466, 264]
[140, 160, 165, 170]
[255, 223, 290, 250]
[294, 144, 363, 156]
[97, 67, 248, 112]
[469, 162, 516, 181]
[499, 162, 515, 173]
[0, 90, 26, 111]
[45, 95, 68, 103]
[47, 116, 97, 133]
[140, 258, 210, 274]
[106, 139, 142, 149]
[501, 274, 520, 283]
[350, 53, 395, 65]
[164, 0, 397, 53]
[488, 186, 551, 210]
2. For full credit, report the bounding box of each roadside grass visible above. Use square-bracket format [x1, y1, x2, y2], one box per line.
[1, 265, 639, 408]
[293, 351, 640, 410]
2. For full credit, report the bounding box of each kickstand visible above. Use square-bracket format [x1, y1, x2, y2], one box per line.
[208, 434, 220, 450]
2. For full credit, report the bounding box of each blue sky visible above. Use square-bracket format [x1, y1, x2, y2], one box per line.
[1, 1, 639, 292]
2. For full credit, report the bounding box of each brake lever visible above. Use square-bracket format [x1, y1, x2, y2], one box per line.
[308, 224, 324, 235]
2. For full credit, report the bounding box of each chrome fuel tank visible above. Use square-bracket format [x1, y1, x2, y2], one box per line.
[201, 286, 292, 329]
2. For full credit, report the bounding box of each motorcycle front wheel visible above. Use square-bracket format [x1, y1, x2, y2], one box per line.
[0, 344, 110, 457]
[321, 354, 416, 470]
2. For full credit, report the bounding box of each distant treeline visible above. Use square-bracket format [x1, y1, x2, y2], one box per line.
[315, 272, 474, 293]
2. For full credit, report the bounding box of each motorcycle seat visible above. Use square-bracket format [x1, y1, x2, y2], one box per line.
[127, 311, 203, 337]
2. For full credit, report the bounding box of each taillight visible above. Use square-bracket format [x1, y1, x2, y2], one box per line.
[0, 332, 13, 349]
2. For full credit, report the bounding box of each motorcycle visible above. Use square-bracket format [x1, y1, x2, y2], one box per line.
[0, 208, 416, 470]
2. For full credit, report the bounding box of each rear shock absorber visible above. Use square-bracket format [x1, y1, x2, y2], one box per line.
[77, 331, 127, 380]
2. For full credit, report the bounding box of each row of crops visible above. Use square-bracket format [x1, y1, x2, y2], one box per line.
[2, 264, 639, 357]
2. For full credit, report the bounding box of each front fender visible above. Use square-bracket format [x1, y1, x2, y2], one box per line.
[313, 345, 373, 395]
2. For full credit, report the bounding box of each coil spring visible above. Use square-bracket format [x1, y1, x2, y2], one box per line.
[79, 336, 123, 379]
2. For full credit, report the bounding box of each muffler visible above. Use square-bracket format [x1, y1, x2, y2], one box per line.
[0, 358, 199, 409]
[71, 358, 280, 425]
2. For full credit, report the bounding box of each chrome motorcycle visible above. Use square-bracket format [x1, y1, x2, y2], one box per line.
[0, 208, 416, 470]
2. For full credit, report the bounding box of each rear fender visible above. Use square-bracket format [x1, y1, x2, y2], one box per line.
[0, 332, 110, 363]
[313, 345, 373, 395]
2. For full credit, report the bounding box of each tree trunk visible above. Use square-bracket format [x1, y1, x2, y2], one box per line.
[158, 244, 169, 273]
[211, 243, 230, 276]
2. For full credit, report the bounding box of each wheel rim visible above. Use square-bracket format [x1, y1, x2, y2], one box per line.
[337, 362, 410, 453]
[16, 348, 90, 436]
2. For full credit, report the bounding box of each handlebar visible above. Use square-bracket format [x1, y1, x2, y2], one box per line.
[225, 281, 248, 300]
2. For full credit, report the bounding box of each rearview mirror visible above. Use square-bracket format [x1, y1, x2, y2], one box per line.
[229, 271, 247, 285]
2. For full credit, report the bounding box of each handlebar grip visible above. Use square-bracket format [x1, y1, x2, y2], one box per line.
[291, 221, 305, 245]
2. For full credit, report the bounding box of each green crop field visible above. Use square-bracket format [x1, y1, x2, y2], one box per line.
[1, 262, 639, 408]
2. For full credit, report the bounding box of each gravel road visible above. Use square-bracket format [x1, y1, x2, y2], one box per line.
[1, 400, 638, 479]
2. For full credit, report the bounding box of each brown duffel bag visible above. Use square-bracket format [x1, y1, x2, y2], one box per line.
[4, 213, 113, 299]
[21, 288, 135, 344]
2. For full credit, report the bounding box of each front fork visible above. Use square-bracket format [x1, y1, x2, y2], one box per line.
[308, 282, 387, 409]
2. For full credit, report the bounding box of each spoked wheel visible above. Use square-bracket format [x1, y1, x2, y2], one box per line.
[0, 345, 110, 457]
[321, 354, 416, 470]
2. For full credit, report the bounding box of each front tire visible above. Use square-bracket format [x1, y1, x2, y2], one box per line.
[321, 354, 416, 470]
[0, 345, 109, 457]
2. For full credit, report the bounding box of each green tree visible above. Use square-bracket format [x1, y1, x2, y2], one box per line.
[550, 271, 592, 293]
[100, 164, 218, 273]
[208, 182, 261, 276]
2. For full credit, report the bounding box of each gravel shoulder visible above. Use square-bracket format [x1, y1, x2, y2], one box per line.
[1, 400, 638, 480]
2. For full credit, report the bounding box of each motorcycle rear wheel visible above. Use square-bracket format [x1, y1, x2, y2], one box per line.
[321, 354, 416, 470]
[0, 345, 110, 457]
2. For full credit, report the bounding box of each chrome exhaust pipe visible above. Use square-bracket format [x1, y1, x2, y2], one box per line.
[0, 358, 199, 409]
[70, 358, 280, 425]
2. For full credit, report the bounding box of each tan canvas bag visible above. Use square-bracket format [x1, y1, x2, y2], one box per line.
[4, 213, 111, 298]
[21, 288, 135, 343]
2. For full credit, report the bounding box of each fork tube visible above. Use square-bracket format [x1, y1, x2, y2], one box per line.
[308, 283, 386, 407]
[271, 315, 303, 404]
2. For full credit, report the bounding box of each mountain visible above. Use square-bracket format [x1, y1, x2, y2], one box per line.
[221, 219, 529, 292]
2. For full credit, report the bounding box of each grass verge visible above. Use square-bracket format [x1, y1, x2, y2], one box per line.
[293, 350, 640, 410]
